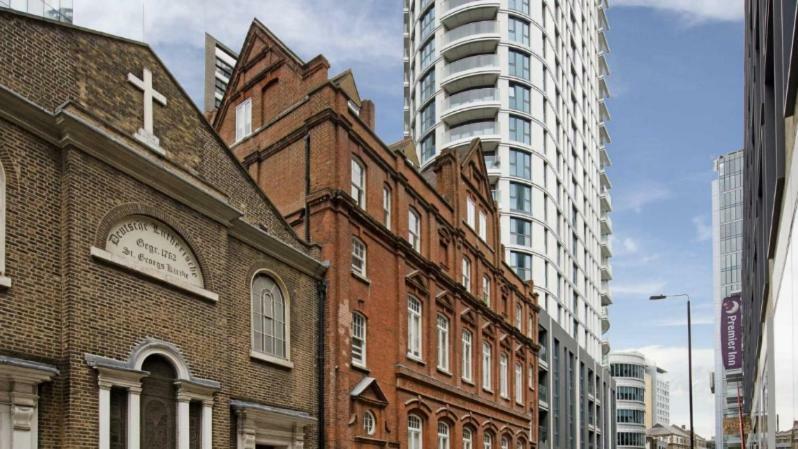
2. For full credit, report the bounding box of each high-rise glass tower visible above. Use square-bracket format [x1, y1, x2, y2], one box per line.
[0, 0, 72, 22]
[402, 0, 612, 365]
[711, 150, 743, 449]
[403, 1, 613, 447]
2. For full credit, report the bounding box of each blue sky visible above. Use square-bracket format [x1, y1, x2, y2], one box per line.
[75, 0, 744, 438]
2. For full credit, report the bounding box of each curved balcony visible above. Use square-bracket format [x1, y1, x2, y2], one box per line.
[600, 234, 612, 258]
[600, 215, 613, 235]
[601, 282, 612, 306]
[442, 20, 500, 61]
[600, 146, 612, 168]
[441, 87, 500, 126]
[600, 188, 612, 213]
[601, 306, 610, 333]
[602, 339, 611, 356]
[442, 53, 500, 93]
[444, 119, 500, 151]
[601, 259, 613, 281]
[600, 167, 611, 189]
[441, 0, 500, 29]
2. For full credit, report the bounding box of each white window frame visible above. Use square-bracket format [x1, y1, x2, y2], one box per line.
[436, 314, 450, 371]
[408, 296, 423, 359]
[482, 342, 492, 390]
[502, 436, 510, 449]
[466, 196, 476, 228]
[352, 312, 367, 368]
[352, 237, 367, 277]
[235, 98, 252, 142]
[484, 434, 493, 449]
[462, 257, 471, 292]
[515, 302, 523, 330]
[478, 209, 487, 241]
[409, 209, 421, 251]
[463, 428, 473, 449]
[500, 353, 509, 398]
[409, 415, 423, 449]
[251, 273, 291, 366]
[482, 276, 490, 306]
[364, 410, 376, 435]
[438, 422, 450, 449]
[515, 362, 524, 404]
[351, 158, 366, 208]
[383, 186, 392, 230]
[461, 330, 473, 382]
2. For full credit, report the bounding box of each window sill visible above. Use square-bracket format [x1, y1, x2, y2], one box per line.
[351, 271, 371, 285]
[90, 247, 219, 302]
[462, 377, 475, 386]
[437, 367, 452, 377]
[352, 363, 370, 374]
[407, 354, 425, 366]
[0, 276, 11, 289]
[250, 350, 294, 369]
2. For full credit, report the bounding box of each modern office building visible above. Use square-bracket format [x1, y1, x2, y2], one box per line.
[711, 150, 744, 449]
[610, 352, 647, 449]
[644, 363, 669, 428]
[742, 2, 798, 449]
[0, 0, 72, 22]
[203, 33, 238, 113]
[402, 0, 614, 447]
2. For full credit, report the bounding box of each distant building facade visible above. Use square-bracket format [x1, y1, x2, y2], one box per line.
[212, 19, 541, 449]
[644, 363, 669, 428]
[711, 149, 743, 449]
[647, 425, 708, 449]
[610, 352, 647, 449]
[0, 9, 325, 448]
[203, 33, 238, 113]
[742, 2, 798, 449]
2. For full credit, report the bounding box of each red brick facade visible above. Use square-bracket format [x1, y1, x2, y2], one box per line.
[214, 21, 541, 449]
[0, 10, 324, 448]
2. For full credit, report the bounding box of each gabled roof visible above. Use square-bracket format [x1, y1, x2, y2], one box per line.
[331, 69, 362, 106]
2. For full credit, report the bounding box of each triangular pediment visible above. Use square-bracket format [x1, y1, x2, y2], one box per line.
[457, 139, 495, 211]
[351, 377, 388, 407]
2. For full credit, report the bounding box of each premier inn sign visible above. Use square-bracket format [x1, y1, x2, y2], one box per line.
[721, 294, 742, 370]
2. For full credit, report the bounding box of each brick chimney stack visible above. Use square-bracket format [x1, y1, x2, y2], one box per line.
[360, 99, 375, 130]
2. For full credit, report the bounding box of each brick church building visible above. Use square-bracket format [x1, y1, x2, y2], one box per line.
[0, 10, 326, 449]
[212, 20, 541, 449]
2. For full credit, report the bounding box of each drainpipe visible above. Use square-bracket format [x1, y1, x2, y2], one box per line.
[304, 133, 312, 242]
[316, 277, 328, 449]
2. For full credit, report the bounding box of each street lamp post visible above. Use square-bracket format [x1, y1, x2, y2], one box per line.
[650, 293, 694, 449]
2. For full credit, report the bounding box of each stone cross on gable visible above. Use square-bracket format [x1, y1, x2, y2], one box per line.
[127, 68, 167, 154]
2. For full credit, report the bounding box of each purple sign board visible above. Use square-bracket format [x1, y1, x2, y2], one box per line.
[721, 294, 742, 370]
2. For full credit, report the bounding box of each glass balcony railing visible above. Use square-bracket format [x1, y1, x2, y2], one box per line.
[444, 54, 498, 77]
[447, 120, 497, 143]
[444, 20, 498, 44]
[445, 0, 483, 11]
[445, 87, 498, 110]
[539, 386, 548, 402]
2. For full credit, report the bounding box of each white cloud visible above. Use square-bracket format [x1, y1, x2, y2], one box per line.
[612, 0, 744, 23]
[622, 345, 716, 439]
[613, 280, 666, 297]
[653, 316, 714, 327]
[693, 215, 713, 242]
[615, 184, 672, 213]
[622, 237, 639, 254]
[74, 0, 402, 69]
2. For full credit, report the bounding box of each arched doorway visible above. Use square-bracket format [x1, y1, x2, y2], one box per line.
[140, 355, 177, 449]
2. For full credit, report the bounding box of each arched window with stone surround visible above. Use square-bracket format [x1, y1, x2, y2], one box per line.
[408, 414, 423, 449]
[251, 273, 290, 362]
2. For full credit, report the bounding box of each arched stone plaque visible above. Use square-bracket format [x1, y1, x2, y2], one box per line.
[105, 215, 203, 287]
